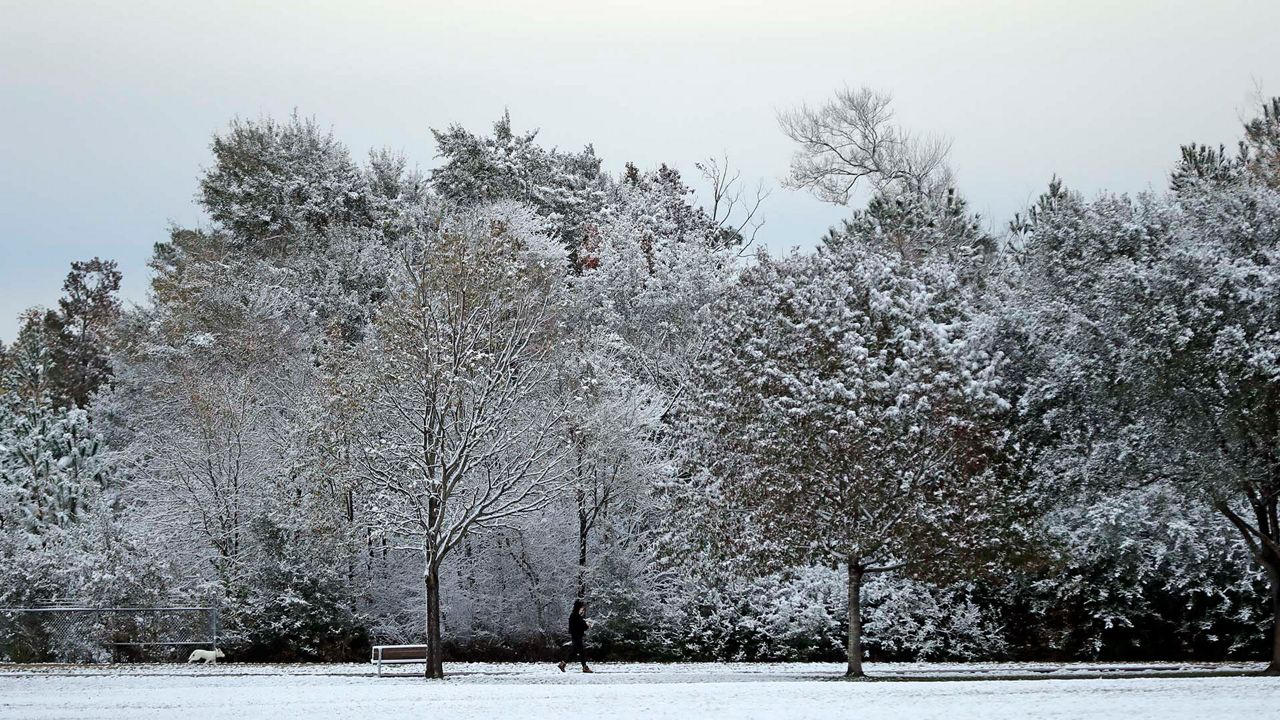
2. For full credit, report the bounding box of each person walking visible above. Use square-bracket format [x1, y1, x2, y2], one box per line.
[557, 599, 592, 673]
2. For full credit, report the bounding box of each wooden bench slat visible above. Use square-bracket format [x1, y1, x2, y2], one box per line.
[377, 646, 428, 662]
[371, 644, 433, 674]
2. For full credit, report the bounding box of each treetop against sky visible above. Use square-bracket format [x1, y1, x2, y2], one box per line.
[2, 0, 1277, 340]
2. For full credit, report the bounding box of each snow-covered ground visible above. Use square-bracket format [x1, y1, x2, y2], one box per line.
[1, 662, 1277, 719]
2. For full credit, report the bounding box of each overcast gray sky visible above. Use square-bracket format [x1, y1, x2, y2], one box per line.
[2, 0, 1277, 341]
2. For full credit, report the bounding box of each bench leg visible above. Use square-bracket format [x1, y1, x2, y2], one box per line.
[378, 656, 382, 677]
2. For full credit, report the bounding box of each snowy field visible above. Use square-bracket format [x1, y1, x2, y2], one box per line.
[2, 662, 1278, 720]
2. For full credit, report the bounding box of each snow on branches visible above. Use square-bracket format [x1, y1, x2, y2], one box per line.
[681, 237, 1016, 675]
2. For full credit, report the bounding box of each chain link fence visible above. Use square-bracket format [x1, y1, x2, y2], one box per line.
[0, 602, 219, 663]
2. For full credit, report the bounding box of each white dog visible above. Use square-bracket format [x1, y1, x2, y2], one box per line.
[187, 648, 225, 664]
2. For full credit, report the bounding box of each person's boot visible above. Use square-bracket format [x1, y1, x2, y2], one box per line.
[557, 661, 566, 672]
[582, 664, 593, 673]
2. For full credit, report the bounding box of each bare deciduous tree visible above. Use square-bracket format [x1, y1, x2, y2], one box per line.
[779, 87, 953, 205]
[696, 154, 769, 250]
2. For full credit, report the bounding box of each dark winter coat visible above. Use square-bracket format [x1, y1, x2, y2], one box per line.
[569, 611, 588, 640]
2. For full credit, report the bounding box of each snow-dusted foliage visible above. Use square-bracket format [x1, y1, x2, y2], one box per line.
[667, 565, 1005, 663]
[106, 228, 316, 576]
[9, 96, 1280, 673]
[88, 114, 413, 659]
[431, 111, 607, 260]
[1, 291, 109, 577]
[1024, 481, 1265, 659]
[0, 402, 105, 536]
[1003, 103, 1280, 667]
[678, 230, 1016, 675]
[199, 112, 373, 252]
[0, 305, 179, 662]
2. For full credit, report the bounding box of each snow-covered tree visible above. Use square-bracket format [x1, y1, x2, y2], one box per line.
[1022, 480, 1264, 659]
[0, 260, 122, 412]
[577, 164, 740, 402]
[681, 239, 1015, 677]
[431, 111, 606, 263]
[198, 112, 372, 255]
[0, 273, 119, 540]
[50, 258, 122, 409]
[1008, 123, 1280, 669]
[348, 202, 571, 678]
[1171, 97, 1280, 194]
[0, 402, 108, 538]
[100, 220, 390, 659]
[558, 162, 741, 632]
[107, 229, 317, 581]
[2, 311, 61, 408]
[826, 186, 994, 272]
[1118, 182, 1280, 672]
[1242, 97, 1280, 189]
[0, 312, 182, 659]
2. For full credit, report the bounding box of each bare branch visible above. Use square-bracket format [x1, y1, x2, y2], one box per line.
[778, 86, 953, 205]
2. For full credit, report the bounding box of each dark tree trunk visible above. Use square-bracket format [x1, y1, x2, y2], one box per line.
[425, 560, 444, 679]
[846, 563, 864, 678]
[1267, 563, 1280, 675]
[577, 488, 589, 599]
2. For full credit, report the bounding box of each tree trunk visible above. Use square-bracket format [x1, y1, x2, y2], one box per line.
[425, 560, 444, 679]
[577, 494, 589, 599]
[1267, 564, 1280, 675]
[846, 563, 865, 678]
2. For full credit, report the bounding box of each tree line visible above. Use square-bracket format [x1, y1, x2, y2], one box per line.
[2, 93, 1279, 678]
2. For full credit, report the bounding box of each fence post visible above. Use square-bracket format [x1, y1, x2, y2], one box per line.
[211, 608, 220, 652]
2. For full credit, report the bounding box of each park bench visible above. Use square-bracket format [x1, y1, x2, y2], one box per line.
[370, 644, 429, 676]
